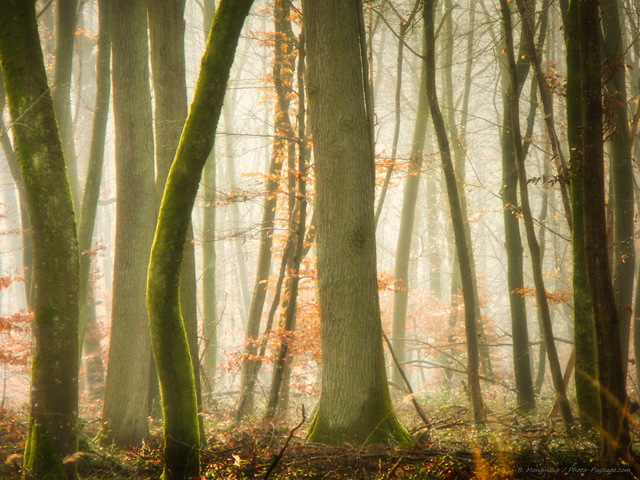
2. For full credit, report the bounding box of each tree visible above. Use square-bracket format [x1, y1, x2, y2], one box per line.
[424, 0, 485, 425]
[76, 0, 110, 402]
[148, 0, 203, 424]
[146, 0, 254, 477]
[303, 0, 411, 445]
[559, 0, 600, 427]
[601, 0, 635, 377]
[391, 37, 429, 389]
[102, 0, 156, 447]
[237, 0, 296, 419]
[0, 1, 80, 478]
[499, 0, 573, 431]
[52, 0, 81, 208]
[579, 0, 631, 463]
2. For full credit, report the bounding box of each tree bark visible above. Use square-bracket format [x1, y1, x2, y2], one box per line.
[0, 2, 80, 478]
[303, 0, 411, 445]
[102, 0, 156, 447]
[146, 0, 253, 477]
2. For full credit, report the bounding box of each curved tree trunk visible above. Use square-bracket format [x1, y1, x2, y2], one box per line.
[0, 2, 80, 478]
[303, 0, 411, 445]
[146, 1, 254, 478]
[148, 0, 203, 430]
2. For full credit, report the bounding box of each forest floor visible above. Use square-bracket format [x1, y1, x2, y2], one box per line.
[0, 390, 637, 479]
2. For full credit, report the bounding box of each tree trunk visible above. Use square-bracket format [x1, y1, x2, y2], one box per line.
[148, 0, 203, 430]
[559, 0, 600, 428]
[392, 46, 429, 387]
[579, 0, 631, 463]
[52, 0, 81, 208]
[0, 75, 34, 307]
[265, 34, 308, 418]
[303, 0, 411, 445]
[102, 0, 156, 447]
[76, 0, 110, 400]
[424, 0, 486, 425]
[499, 0, 573, 431]
[601, 0, 635, 379]
[201, 0, 218, 397]
[146, 0, 253, 477]
[236, 0, 295, 419]
[0, 2, 80, 478]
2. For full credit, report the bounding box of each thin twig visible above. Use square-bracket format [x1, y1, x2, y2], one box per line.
[263, 405, 306, 480]
[382, 332, 431, 430]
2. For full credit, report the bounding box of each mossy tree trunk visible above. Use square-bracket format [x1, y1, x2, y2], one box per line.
[559, 0, 600, 428]
[146, 0, 254, 478]
[0, 2, 80, 479]
[102, 0, 156, 447]
[148, 0, 203, 427]
[500, 0, 574, 431]
[579, 0, 631, 463]
[424, 0, 485, 426]
[303, 0, 411, 446]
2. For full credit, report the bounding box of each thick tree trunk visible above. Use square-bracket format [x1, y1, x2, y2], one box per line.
[559, 0, 600, 428]
[146, 1, 253, 478]
[102, 0, 156, 447]
[579, 0, 631, 463]
[424, 0, 486, 425]
[0, 2, 80, 479]
[303, 0, 411, 445]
